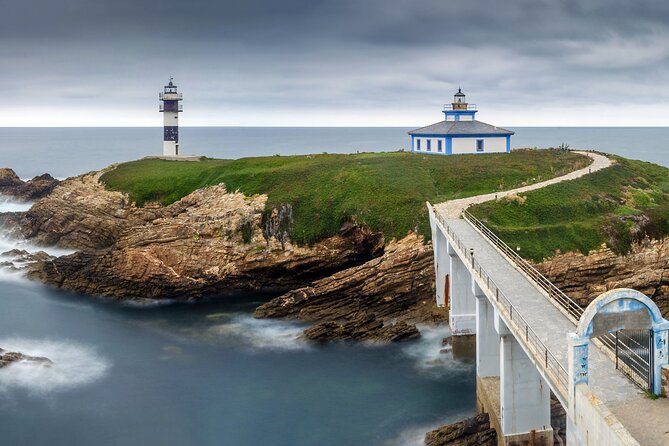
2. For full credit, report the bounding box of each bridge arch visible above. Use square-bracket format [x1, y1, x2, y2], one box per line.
[576, 288, 663, 339]
[569, 288, 669, 396]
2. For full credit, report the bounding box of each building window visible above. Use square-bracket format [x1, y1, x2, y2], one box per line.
[438, 140, 443, 152]
[427, 140, 432, 152]
[416, 139, 421, 150]
[476, 139, 484, 152]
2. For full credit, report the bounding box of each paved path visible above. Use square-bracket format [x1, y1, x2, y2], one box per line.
[432, 151, 669, 446]
[435, 151, 611, 218]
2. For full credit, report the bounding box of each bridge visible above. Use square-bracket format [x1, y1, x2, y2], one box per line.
[428, 152, 669, 446]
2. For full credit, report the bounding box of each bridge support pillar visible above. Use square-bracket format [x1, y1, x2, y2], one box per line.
[449, 252, 476, 335]
[500, 333, 553, 445]
[433, 224, 450, 309]
[475, 283, 500, 377]
[428, 205, 450, 309]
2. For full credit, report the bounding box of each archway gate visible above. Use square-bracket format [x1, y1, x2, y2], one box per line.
[569, 288, 669, 396]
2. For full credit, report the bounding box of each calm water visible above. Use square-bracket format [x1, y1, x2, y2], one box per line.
[1, 127, 668, 178]
[0, 127, 667, 445]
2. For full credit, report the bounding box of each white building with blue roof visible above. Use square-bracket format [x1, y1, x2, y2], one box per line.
[409, 89, 514, 155]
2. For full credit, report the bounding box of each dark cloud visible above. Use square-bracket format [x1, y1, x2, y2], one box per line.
[1, 0, 669, 125]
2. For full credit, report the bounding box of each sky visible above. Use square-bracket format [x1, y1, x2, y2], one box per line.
[2, 0, 669, 127]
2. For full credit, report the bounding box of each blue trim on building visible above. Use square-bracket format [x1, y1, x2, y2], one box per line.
[443, 110, 478, 121]
[506, 135, 511, 153]
[446, 137, 452, 155]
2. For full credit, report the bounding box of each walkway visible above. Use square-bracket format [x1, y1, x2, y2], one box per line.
[432, 151, 669, 446]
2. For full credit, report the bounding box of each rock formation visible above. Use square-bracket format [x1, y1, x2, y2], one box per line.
[0, 348, 53, 368]
[0, 168, 59, 201]
[10, 171, 384, 299]
[535, 238, 669, 316]
[255, 233, 446, 341]
[424, 413, 496, 446]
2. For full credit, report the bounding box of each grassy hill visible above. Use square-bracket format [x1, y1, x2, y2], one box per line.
[100, 150, 588, 245]
[469, 156, 669, 261]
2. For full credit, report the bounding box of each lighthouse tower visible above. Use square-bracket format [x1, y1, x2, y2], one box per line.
[159, 78, 183, 156]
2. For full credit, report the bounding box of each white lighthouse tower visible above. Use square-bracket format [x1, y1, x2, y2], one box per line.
[159, 77, 183, 156]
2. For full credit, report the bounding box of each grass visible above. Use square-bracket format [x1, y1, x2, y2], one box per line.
[469, 156, 669, 261]
[100, 149, 589, 245]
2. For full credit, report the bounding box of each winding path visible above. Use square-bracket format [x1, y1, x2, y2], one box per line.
[435, 151, 612, 218]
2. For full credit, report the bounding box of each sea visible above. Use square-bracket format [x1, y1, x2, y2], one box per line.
[0, 127, 667, 446]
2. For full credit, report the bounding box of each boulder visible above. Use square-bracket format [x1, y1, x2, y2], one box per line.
[425, 413, 496, 446]
[0, 348, 53, 368]
[0, 168, 59, 201]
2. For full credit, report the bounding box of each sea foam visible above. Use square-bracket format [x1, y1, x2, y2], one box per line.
[0, 338, 110, 395]
[207, 315, 311, 352]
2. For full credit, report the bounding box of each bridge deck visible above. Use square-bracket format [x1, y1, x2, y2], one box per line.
[436, 213, 669, 446]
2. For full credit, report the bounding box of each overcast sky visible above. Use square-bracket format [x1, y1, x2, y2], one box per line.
[3, 0, 669, 127]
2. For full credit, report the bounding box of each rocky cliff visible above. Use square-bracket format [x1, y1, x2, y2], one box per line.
[256, 233, 446, 341]
[17, 171, 384, 299]
[535, 238, 669, 316]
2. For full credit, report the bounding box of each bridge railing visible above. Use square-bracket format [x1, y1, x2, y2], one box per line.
[463, 209, 583, 322]
[434, 210, 570, 395]
[461, 208, 653, 392]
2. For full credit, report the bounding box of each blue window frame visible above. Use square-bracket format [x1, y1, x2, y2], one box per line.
[438, 140, 443, 152]
[416, 139, 421, 150]
[427, 140, 431, 151]
[476, 139, 484, 152]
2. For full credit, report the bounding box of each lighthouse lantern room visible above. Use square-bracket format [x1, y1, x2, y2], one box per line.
[159, 77, 183, 156]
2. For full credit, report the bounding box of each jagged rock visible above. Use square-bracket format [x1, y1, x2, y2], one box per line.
[303, 314, 420, 343]
[425, 413, 496, 446]
[0, 348, 53, 368]
[255, 233, 446, 342]
[535, 238, 669, 316]
[0, 168, 59, 201]
[24, 173, 384, 299]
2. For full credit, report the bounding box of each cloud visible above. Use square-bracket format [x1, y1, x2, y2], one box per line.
[2, 0, 669, 126]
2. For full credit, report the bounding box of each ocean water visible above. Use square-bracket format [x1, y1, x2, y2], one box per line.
[0, 127, 667, 445]
[0, 194, 474, 446]
[1, 127, 668, 178]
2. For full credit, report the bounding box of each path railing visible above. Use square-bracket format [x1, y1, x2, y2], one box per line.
[434, 210, 570, 396]
[463, 209, 583, 322]
[461, 208, 653, 391]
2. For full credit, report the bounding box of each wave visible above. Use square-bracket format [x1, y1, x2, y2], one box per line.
[401, 325, 471, 379]
[207, 315, 311, 352]
[0, 338, 110, 396]
[0, 196, 74, 283]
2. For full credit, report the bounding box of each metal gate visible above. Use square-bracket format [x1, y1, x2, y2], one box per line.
[600, 329, 653, 392]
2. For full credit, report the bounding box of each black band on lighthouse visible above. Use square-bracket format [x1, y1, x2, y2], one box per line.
[164, 126, 179, 142]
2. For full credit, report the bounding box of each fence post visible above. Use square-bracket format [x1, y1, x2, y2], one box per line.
[615, 331, 619, 370]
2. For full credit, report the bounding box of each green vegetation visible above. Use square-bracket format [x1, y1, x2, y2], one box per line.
[469, 156, 669, 261]
[101, 150, 588, 245]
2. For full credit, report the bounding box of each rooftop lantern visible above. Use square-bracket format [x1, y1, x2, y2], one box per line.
[452, 88, 468, 110]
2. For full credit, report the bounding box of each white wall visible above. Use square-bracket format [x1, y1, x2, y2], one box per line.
[413, 137, 446, 153]
[568, 385, 639, 446]
[163, 111, 179, 127]
[452, 137, 506, 154]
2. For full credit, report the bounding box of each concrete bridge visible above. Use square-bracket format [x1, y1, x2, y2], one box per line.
[429, 152, 669, 446]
